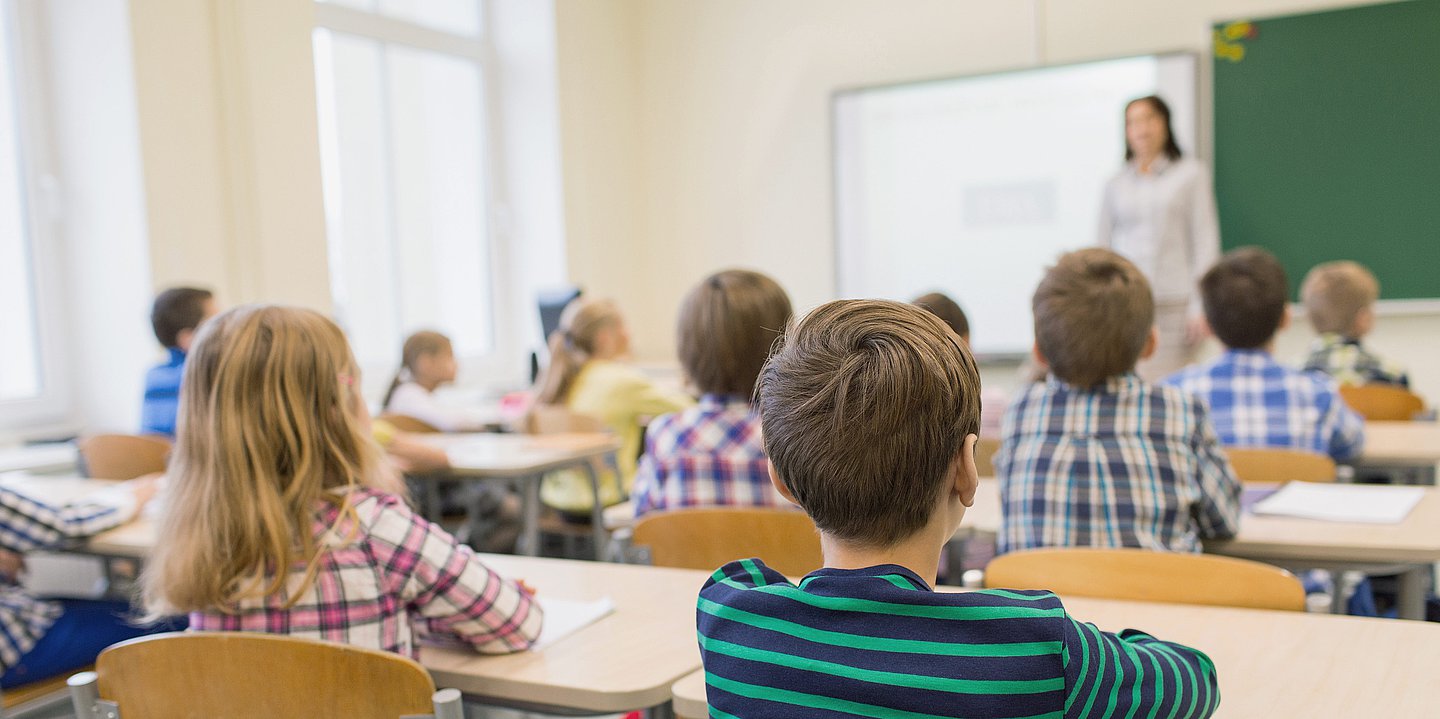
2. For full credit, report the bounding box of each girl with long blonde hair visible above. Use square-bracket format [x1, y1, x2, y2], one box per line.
[142, 305, 541, 656]
[531, 297, 693, 514]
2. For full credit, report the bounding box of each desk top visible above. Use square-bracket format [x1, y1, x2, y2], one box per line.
[672, 595, 1440, 718]
[1357, 420, 1440, 466]
[965, 478, 1440, 564]
[416, 433, 620, 477]
[0, 444, 78, 474]
[421, 554, 706, 713]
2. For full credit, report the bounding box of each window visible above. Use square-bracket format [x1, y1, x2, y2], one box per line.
[312, 0, 499, 377]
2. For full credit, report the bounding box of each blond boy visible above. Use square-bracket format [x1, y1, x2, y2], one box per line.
[1300, 261, 1409, 388]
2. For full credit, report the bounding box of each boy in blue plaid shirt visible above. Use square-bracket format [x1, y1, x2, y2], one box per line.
[1163, 248, 1365, 461]
[996, 248, 1240, 554]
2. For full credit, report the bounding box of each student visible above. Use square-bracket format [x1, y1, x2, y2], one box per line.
[912, 291, 1006, 437]
[382, 330, 493, 431]
[142, 305, 542, 656]
[996, 249, 1240, 554]
[631, 270, 792, 518]
[531, 298, 693, 514]
[0, 478, 167, 688]
[1163, 248, 1365, 461]
[141, 287, 217, 437]
[1299, 260, 1410, 388]
[698, 299, 1220, 719]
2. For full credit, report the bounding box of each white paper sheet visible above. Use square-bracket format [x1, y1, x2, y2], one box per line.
[531, 596, 615, 650]
[1251, 482, 1425, 524]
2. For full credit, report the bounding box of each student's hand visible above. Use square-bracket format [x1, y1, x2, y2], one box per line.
[124, 474, 162, 509]
[0, 550, 24, 582]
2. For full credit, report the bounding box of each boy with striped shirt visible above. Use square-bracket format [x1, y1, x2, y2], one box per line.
[697, 299, 1220, 719]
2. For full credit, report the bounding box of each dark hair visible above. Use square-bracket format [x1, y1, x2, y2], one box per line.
[757, 300, 981, 547]
[911, 292, 969, 340]
[677, 270, 792, 398]
[1124, 95, 1183, 161]
[382, 330, 454, 410]
[1201, 247, 1290, 349]
[151, 287, 215, 348]
[1033, 249, 1154, 387]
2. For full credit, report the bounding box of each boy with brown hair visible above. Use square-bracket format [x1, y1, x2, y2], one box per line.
[1300, 260, 1409, 388]
[1163, 248, 1364, 461]
[141, 287, 218, 437]
[996, 248, 1239, 554]
[631, 269, 793, 517]
[698, 299, 1220, 719]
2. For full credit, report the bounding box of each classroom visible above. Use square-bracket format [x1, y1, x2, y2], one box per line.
[0, 0, 1437, 717]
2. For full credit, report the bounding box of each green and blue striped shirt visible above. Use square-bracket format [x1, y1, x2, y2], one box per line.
[698, 559, 1219, 719]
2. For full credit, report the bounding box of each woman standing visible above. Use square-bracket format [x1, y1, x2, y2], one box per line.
[1098, 95, 1220, 379]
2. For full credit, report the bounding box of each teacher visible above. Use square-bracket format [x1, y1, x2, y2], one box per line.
[1098, 95, 1220, 380]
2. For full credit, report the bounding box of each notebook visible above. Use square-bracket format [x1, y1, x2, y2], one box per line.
[1251, 482, 1424, 524]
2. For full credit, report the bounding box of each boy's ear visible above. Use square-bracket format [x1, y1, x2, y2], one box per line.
[1280, 304, 1292, 332]
[767, 461, 799, 505]
[956, 434, 980, 507]
[175, 327, 196, 353]
[1139, 326, 1159, 360]
[1030, 342, 1049, 370]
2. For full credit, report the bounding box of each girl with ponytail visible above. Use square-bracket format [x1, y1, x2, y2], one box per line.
[382, 331, 491, 432]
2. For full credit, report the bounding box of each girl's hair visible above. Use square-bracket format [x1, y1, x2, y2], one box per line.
[677, 269, 792, 398]
[381, 330, 454, 410]
[142, 305, 398, 617]
[1124, 95, 1183, 161]
[532, 297, 622, 405]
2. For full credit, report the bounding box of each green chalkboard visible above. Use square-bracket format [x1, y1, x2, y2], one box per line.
[1212, 0, 1440, 300]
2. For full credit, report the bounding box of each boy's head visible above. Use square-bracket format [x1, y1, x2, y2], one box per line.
[757, 299, 980, 547]
[1200, 247, 1290, 350]
[1301, 261, 1378, 339]
[911, 292, 969, 343]
[151, 287, 217, 352]
[1032, 249, 1155, 387]
[678, 269, 792, 398]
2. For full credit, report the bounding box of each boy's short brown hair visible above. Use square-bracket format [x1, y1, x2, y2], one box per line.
[1032, 249, 1154, 387]
[1301, 261, 1378, 337]
[911, 292, 969, 340]
[678, 270, 792, 397]
[757, 300, 980, 547]
[1200, 247, 1289, 350]
[151, 287, 215, 349]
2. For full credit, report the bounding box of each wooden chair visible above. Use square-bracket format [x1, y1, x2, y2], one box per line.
[974, 437, 1000, 477]
[632, 508, 823, 577]
[67, 632, 461, 719]
[77, 434, 171, 480]
[1339, 384, 1425, 421]
[523, 405, 608, 434]
[2, 666, 91, 717]
[985, 547, 1305, 612]
[1224, 447, 1336, 483]
[375, 413, 442, 434]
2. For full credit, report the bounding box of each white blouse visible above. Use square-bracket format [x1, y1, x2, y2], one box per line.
[1097, 155, 1221, 308]
[384, 382, 492, 432]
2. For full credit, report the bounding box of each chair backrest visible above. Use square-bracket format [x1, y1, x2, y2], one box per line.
[974, 437, 1000, 477]
[375, 413, 442, 434]
[1339, 383, 1425, 421]
[78, 434, 172, 480]
[524, 405, 608, 435]
[86, 632, 442, 719]
[633, 508, 822, 577]
[985, 547, 1305, 612]
[1224, 447, 1336, 483]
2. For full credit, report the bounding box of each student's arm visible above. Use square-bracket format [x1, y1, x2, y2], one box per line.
[1062, 612, 1220, 719]
[619, 374, 694, 419]
[1189, 402, 1241, 540]
[1322, 388, 1366, 462]
[365, 495, 542, 653]
[0, 478, 153, 552]
[631, 422, 666, 518]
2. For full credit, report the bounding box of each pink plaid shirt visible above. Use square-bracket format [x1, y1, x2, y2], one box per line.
[190, 488, 541, 658]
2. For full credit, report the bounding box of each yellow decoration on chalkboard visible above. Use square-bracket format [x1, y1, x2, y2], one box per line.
[1214, 21, 1258, 63]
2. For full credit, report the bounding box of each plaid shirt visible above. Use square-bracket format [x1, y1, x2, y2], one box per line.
[191, 489, 541, 658]
[1163, 349, 1365, 461]
[1302, 333, 1410, 388]
[0, 484, 139, 670]
[631, 395, 788, 519]
[996, 373, 1241, 554]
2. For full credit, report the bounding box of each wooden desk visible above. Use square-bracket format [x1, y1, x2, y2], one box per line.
[1356, 420, 1440, 468]
[422, 555, 706, 714]
[0, 444, 78, 474]
[964, 478, 1440, 619]
[415, 433, 621, 559]
[672, 595, 1440, 718]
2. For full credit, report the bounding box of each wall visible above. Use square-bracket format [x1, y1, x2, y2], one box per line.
[555, 0, 1440, 403]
